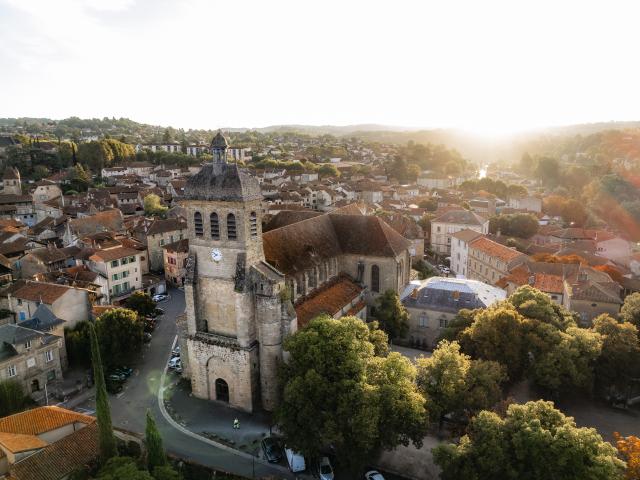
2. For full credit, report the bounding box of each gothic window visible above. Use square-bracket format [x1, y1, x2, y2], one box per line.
[210, 212, 220, 239]
[227, 213, 237, 240]
[250, 211, 257, 237]
[308, 268, 317, 289]
[319, 262, 327, 282]
[296, 275, 304, 295]
[371, 264, 380, 292]
[194, 211, 203, 237]
[356, 261, 364, 283]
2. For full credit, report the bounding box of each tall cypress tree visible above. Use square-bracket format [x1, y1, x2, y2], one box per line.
[89, 322, 117, 461]
[145, 409, 167, 471]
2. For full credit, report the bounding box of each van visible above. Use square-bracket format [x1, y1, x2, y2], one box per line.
[285, 447, 305, 472]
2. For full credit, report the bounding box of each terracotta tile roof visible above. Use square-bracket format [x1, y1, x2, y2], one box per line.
[69, 209, 124, 237]
[470, 237, 528, 264]
[8, 422, 98, 480]
[0, 406, 94, 436]
[502, 264, 564, 294]
[89, 246, 139, 263]
[12, 281, 75, 304]
[0, 432, 48, 453]
[295, 275, 363, 327]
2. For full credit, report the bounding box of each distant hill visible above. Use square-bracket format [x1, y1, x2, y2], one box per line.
[3, 117, 640, 164]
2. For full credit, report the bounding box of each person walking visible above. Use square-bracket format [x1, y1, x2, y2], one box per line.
[233, 418, 240, 429]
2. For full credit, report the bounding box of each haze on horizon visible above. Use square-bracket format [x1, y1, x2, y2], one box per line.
[2, 0, 640, 135]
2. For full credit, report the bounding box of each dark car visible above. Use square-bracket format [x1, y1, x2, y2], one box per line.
[114, 366, 133, 378]
[261, 437, 283, 463]
[106, 379, 123, 394]
[107, 372, 126, 383]
[143, 332, 152, 343]
[152, 307, 165, 317]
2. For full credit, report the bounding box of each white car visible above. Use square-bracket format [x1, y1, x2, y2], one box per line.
[168, 357, 181, 369]
[153, 294, 169, 302]
[365, 471, 385, 480]
[285, 447, 305, 473]
[318, 456, 334, 480]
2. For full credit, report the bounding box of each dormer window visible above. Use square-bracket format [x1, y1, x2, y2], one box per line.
[24, 340, 31, 349]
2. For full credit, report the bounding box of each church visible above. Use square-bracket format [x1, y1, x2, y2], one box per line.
[178, 132, 412, 412]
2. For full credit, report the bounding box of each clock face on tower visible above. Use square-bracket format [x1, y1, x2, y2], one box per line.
[211, 248, 222, 263]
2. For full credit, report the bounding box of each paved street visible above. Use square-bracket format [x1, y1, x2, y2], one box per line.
[79, 287, 294, 479]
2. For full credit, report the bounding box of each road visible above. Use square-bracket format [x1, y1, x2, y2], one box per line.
[81, 287, 293, 479]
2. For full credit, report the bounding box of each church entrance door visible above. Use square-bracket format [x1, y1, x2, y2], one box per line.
[215, 378, 229, 403]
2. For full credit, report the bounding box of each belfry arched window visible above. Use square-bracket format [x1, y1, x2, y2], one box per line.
[371, 264, 380, 293]
[227, 213, 237, 240]
[250, 211, 257, 238]
[210, 212, 220, 240]
[194, 211, 203, 237]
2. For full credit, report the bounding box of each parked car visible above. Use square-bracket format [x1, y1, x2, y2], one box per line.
[174, 364, 183, 374]
[150, 307, 164, 317]
[143, 332, 152, 343]
[171, 346, 180, 357]
[107, 372, 126, 382]
[365, 471, 385, 480]
[168, 357, 181, 369]
[317, 456, 334, 480]
[285, 447, 305, 473]
[153, 294, 169, 302]
[261, 437, 283, 463]
[113, 366, 133, 378]
[106, 379, 123, 394]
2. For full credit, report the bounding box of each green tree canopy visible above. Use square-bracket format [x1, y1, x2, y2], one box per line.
[318, 164, 340, 177]
[593, 314, 640, 398]
[374, 289, 410, 339]
[277, 315, 426, 473]
[125, 292, 156, 317]
[96, 457, 153, 480]
[96, 308, 144, 367]
[89, 322, 117, 461]
[145, 410, 167, 471]
[489, 213, 539, 238]
[620, 292, 640, 329]
[143, 194, 168, 217]
[0, 379, 33, 417]
[416, 341, 505, 426]
[433, 400, 624, 480]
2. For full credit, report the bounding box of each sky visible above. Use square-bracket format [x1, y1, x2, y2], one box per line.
[2, 0, 640, 134]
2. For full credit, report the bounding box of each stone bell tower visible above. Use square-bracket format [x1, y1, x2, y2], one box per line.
[179, 131, 295, 412]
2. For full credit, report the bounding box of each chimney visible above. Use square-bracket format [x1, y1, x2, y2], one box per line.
[528, 275, 536, 286]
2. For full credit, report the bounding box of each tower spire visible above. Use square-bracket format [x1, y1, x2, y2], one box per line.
[210, 130, 229, 164]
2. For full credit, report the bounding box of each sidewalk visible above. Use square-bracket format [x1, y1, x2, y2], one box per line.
[164, 375, 273, 456]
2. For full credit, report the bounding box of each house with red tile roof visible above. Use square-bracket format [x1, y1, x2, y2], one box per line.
[467, 236, 528, 286]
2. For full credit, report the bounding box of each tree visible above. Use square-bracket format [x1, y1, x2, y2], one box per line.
[69, 163, 92, 192]
[65, 321, 93, 367]
[318, 164, 340, 178]
[416, 341, 505, 427]
[418, 198, 438, 212]
[620, 292, 640, 329]
[152, 466, 182, 480]
[96, 457, 153, 480]
[143, 194, 168, 217]
[508, 285, 576, 330]
[459, 306, 526, 380]
[534, 157, 561, 186]
[593, 315, 640, 398]
[89, 322, 117, 461]
[145, 410, 167, 471]
[489, 213, 539, 238]
[433, 400, 625, 480]
[615, 433, 640, 480]
[529, 327, 602, 394]
[125, 292, 156, 317]
[277, 316, 426, 474]
[374, 289, 409, 339]
[96, 308, 144, 367]
[0, 379, 33, 416]
[437, 309, 476, 343]
[560, 198, 588, 226]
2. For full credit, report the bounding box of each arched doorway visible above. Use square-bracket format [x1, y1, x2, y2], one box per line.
[215, 378, 229, 403]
